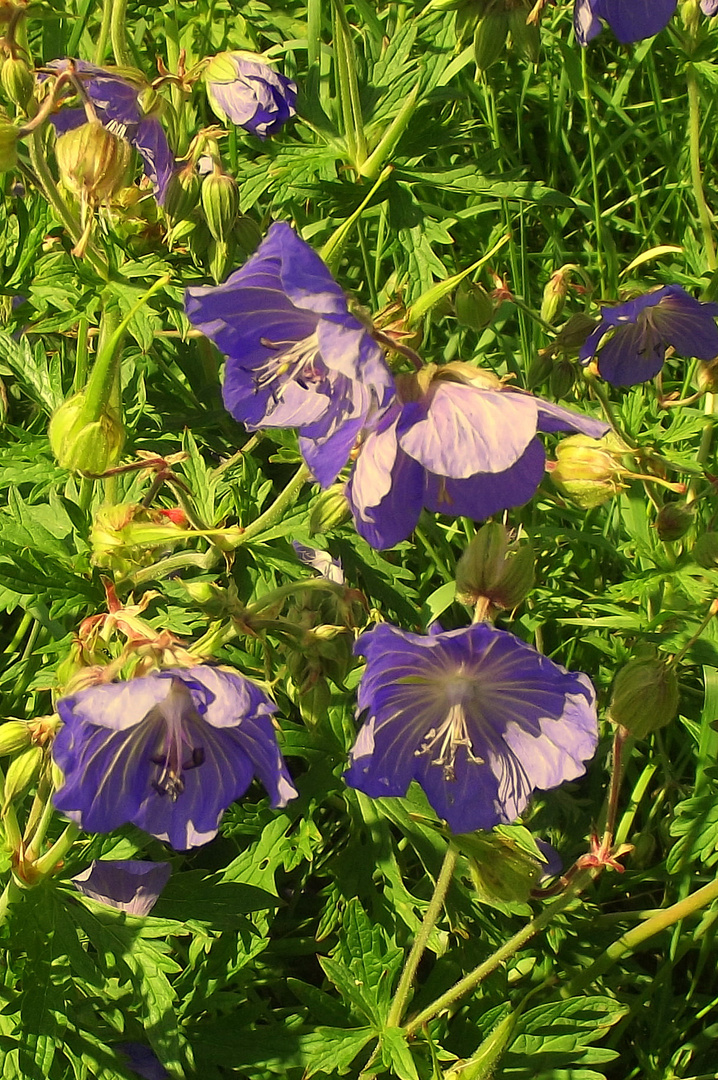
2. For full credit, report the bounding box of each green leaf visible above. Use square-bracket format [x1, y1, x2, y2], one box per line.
[299, 1026, 375, 1077]
[380, 1027, 420, 1080]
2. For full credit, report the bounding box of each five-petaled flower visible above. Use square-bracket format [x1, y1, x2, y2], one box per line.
[205, 51, 298, 139]
[185, 222, 395, 487]
[52, 666, 297, 850]
[71, 859, 171, 915]
[344, 622, 598, 834]
[46, 59, 174, 203]
[574, 0, 676, 45]
[579, 285, 718, 387]
[345, 361, 609, 550]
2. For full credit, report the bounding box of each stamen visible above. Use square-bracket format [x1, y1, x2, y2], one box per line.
[148, 678, 205, 801]
[415, 702, 483, 781]
[253, 332, 324, 399]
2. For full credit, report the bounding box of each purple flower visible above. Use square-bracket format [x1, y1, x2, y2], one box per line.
[116, 1043, 169, 1080]
[205, 51, 297, 139]
[71, 860, 171, 915]
[344, 622, 598, 834]
[574, 0, 676, 44]
[292, 540, 344, 584]
[579, 285, 718, 387]
[346, 363, 609, 550]
[46, 60, 174, 203]
[52, 666, 297, 850]
[185, 222, 395, 487]
[702, 0, 718, 14]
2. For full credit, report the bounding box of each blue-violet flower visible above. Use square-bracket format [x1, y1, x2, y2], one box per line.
[185, 222, 395, 487]
[579, 285, 718, 387]
[346, 361, 609, 550]
[47, 59, 174, 203]
[344, 622, 598, 834]
[116, 1044, 169, 1080]
[52, 666, 297, 850]
[205, 51, 298, 139]
[71, 859, 171, 915]
[574, 0, 676, 44]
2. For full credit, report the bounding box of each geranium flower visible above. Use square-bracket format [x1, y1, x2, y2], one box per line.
[344, 622, 598, 834]
[579, 285, 718, 387]
[702, 0, 718, 14]
[52, 666, 297, 850]
[292, 540, 344, 584]
[185, 222, 395, 487]
[46, 59, 174, 203]
[71, 859, 171, 915]
[116, 1044, 168, 1080]
[574, 0, 676, 45]
[205, 51, 297, 138]
[345, 362, 609, 550]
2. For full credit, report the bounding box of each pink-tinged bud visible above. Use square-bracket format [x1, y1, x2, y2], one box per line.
[609, 651, 679, 739]
[200, 167, 239, 242]
[90, 502, 190, 572]
[0, 119, 18, 172]
[55, 121, 131, 202]
[549, 433, 625, 509]
[1, 56, 34, 111]
[655, 502, 694, 543]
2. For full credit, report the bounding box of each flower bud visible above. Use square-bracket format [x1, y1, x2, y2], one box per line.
[91, 502, 190, 572]
[609, 651, 679, 739]
[551, 312, 599, 356]
[234, 213, 263, 254]
[2, 745, 42, 811]
[526, 351, 552, 388]
[309, 483, 352, 535]
[540, 268, 570, 326]
[454, 280, 494, 330]
[655, 502, 694, 543]
[693, 532, 718, 569]
[49, 392, 125, 473]
[456, 522, 534, 611]
[456, 829, 546, 905]
[549, 357, 577, 400]
[549, 433, 625, 509]
[0, 119, 18, 172]
[55, 121, 131, 201]
[473, 11, 509, 74]
[1, 56, 34, 111]
[208, 237, 234, 283]
[0, 720, 31, 756]
[163, 164, 200, 222]
[201, 167, 239, 242]
[508, 5, 540, 63]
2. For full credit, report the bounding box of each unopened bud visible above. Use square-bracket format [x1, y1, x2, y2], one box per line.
[208, 238, 234, 283]
[609, 651, 679, 739]
[49, 392, 125, 473]
[55, 121, 131, 201]
[201, 167, 238, 242]
[456, 522, 534, 611]
[549, 433, 625, 509]
[508, 6, 540, 63]
[454, 280, 494, 330]
[473, 11, 509, 74]
[551, 312, 599, 356]
[0, 119, 18, 172]
[655, 502, 694, 543]
[456, 829, 546, 904]
[1, 56, 34, 111]
[234, 214, 263, 254]
[526, 351, 553, 388]
[2, 745, 42, 810]
[693, 532, 718, 569]
[309, 484, 351, 535]
[0, 720, 31, 756]
[549, 357, 577, 400]
[540, 268, 570, 326]
[163, 163, 200, 222]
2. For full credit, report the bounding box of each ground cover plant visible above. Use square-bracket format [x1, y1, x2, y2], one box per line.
[2, 0, 718, 1077]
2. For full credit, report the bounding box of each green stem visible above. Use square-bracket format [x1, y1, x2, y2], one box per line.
[32, 823, 80, 877]
[566, 873, 718, 995]
[403, 870, 593, 1036]
[110, 0, 131, 67]
[0, 878, 22, 927]
[73, 316, 90, 392]
[238, 464, 310, 544]
[387, 843, 458, 1028]
[94, 0, 113, 64]
[244, 576, 343, 618]
[332, 0, 366, 167]
[29, 130, 109, 279]
[320, 165, 393, 271]
[686, 64, 717, 273]
[581, 48, 606, 294]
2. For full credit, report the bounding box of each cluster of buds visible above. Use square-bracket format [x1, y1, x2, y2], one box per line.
[455, 521, 535, 617]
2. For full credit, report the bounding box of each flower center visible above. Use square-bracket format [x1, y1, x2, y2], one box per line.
[414, 677, 484, 781]
[149, 678, 205, 801]
[256, 332, 325, 398]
